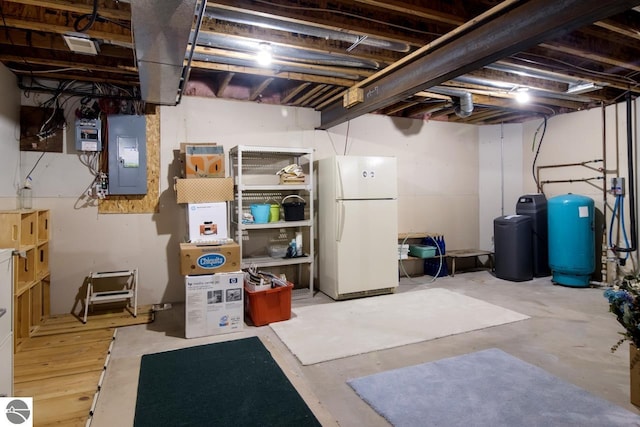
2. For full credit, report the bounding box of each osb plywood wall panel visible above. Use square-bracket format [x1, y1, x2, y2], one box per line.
[99, 108, 160, 214]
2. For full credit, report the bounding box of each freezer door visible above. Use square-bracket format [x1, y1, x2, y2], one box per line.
[335, 199, 398, 294]
[336, 156, 397, 200]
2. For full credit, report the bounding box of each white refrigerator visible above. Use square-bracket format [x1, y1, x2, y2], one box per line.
[317, 155, 398, 300]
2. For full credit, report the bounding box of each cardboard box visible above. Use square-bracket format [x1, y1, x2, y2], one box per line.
[244, 282, 293, 326]
[175, 177, 234, 204]
[185, 272, 244, 338]
[186, 202, 228, 243]
[179, 242, 240, 275]
[182, 143, 225, 178]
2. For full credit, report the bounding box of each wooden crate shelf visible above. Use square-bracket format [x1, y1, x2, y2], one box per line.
[1, 209, 52, 356]
[16, 248, 36, 292]
[37, 210, 50, 244]
[0, 210, 37, 249]
[37, 242, 49, 279]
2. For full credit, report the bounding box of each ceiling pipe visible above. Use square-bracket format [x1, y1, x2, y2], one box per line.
[486, 63, 587, 85]
[204, 7, 410, 53]
[319, 0, 639, 130]
[190, 52, 363, 80]
[193, 32, 380, 69]
[453, 74, 595, 103]
[456, 92, 474, 118]
[429, 86, 473, 118]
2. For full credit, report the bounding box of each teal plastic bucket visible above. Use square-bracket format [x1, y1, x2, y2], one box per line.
[250, 204, 270, 223]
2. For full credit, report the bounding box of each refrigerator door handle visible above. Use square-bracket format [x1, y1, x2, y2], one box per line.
[336, 161, 344, 200]
[336, 201, 345, 242]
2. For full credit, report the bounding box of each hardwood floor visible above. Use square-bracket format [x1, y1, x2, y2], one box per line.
[13, 306, 154, 426]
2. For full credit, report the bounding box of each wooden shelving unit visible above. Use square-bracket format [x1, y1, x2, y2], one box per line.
[398, 232, 445, 277]
[0, 209, 51, 351]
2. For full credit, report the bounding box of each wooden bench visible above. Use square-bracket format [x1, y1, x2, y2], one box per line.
[446, 249, 494, 276]
[398, 232, 445, 277]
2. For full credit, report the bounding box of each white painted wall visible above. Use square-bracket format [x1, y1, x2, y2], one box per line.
[5, 71, 637, 312]
[505, 103, 636, 280]
[0, 91, 480, 314]
[478, 124, 523, 251]
[314, 114, 480, 251]
[3, 70, 637, 312]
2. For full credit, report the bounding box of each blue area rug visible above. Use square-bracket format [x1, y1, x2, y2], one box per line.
[348, 348, 640, 426]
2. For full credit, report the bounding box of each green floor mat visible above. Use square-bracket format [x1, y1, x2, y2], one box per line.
[134, 336, 321, 427]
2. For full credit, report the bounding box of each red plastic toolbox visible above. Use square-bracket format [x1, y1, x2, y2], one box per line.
[244, 282, 293, 326]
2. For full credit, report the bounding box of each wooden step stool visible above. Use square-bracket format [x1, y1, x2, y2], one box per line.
[83, 269, 138, 323]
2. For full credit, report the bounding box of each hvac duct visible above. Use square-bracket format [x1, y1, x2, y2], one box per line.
[205, 7, 410, 53]
[455, 91, 474, 118]
[429, 87, 474, 118]
[131, 0, 199, 105]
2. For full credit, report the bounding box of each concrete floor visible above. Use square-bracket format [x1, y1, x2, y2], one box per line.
[91, 271, 639, 426]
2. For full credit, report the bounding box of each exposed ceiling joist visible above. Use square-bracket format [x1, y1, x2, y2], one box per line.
[281, 82, 311, 104]
[197, 21, 402, 65]
[3, 0, 131, 21]
[540, 42, 640, 73]
[310, 87, 344, 108]
[190, 60, 355, 87]
[352, 0, 465, 26]
[319, 0, 640, 130]
[0, 53, 136, 75]
[0, 17, 132, 47]
[2, 0, 640, 125]
[216, 72, 235, 97]
[207, 0, 419, 48]
[292, 84, 327, 106]
[594, 19, 640, 41]
[249, 77, 274, 101]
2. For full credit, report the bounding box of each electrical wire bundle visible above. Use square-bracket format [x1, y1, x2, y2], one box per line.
[33, 80, 75, 142]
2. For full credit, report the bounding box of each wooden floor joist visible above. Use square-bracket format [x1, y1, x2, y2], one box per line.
[13, 305, 154, 426]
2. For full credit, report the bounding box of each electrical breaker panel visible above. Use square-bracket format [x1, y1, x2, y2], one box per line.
[75, 118, 102, 151]
[108, 115, 147, 195]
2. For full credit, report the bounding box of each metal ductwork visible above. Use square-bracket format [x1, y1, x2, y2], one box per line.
[194, 32, 381, 70]
[430, 87, 474, 118]
[455, 91, 474, 118]
[131, 0, 200, 105]
[205, 7, 410, 53]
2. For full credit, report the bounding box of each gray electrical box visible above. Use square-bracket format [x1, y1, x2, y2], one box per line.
[75, 118, 102, 151]
[108, 115, 147, 195]
[611, 177, 625, 196]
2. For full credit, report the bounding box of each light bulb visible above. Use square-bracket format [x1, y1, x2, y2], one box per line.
[515, 88, 530, 104]
[256, 43, 272, 66]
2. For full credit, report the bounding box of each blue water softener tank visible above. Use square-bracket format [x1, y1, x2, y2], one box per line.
[547, 194, 595, 287]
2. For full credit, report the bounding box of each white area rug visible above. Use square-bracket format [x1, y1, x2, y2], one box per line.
[270, 288, 529, 365]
